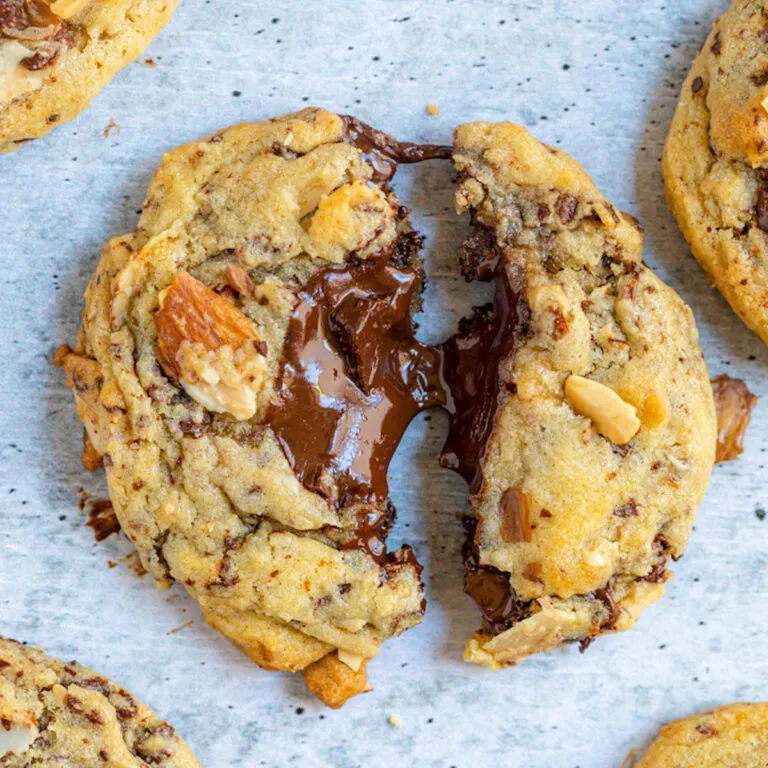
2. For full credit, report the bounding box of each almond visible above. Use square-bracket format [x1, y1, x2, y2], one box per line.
[0, 41, 46, 105]
[49, 0, 91, 18]
[154, 272, 268, 421]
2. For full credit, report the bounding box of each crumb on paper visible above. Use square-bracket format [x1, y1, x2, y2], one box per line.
[166, 619, 194, 636]
[102, 119, 120, 138]
[426, 103, 440, 116]
[388, 714, 402, 728]
[143, 57, 157, 67]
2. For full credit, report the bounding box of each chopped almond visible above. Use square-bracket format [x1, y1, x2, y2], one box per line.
[154, 272, 268, 421]
[224, 264, 255, 297]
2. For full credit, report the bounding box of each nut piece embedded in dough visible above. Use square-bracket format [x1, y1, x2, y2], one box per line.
[154, 271, 268, 420]
[0, 41, 46, 105]
[0, 721, 39, 758]
[564, 374, 641, 445]
[49, 0, 91, 18]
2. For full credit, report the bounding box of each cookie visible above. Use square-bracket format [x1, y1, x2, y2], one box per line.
[444, 122, 716, 669]
[0, 635, 200, 767]
[634, 703, 768, 767]
[57, 107, 451, 706]
[0, 0, 177, 153]
[664, 0, 768, 345]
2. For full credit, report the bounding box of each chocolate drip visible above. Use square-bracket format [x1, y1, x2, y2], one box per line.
[266, 244, 444, 510]
[438, 226, 529, 495]
[462, 517, 530, 635]
[341, 115, 452, 183]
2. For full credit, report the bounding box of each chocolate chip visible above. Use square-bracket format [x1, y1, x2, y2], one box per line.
[692, 76, 704, 93]
[613, 501, 638, 518]
[498, 488, 532, 543]
[555, 194, 579, 224]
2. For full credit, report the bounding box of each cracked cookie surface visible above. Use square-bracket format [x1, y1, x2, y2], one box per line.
[664, 0, 768, 345]
[448, 122, 716, 669]
[58, 108, 450, 706]
[0, 635, 200, 767]
[634, 703, 768, 767]
[0, 0, 177, 153]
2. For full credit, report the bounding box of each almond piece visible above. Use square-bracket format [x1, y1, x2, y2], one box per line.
[0, 720, 38, 758]
[49, 0, 91, 18]
[0, 41, 46, 105]
[564, 374, 640, 445]
[154, 272, 268, 421]
[336, 649, 366, 672]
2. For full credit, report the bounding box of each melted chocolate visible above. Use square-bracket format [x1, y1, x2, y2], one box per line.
[438, 226, 529, 496]
[266, 244, 444, 510]
[341, 115, 452, 183]
[462, 517, 530, 635]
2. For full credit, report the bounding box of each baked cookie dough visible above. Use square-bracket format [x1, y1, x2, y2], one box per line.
[58, 107, 450, 706]
[0, 0, 177, 153]
[445, 122, 716, 669]
[0, 635, 200, 767]
[664, 0, 768, 345]
[634, 703, 768, 767]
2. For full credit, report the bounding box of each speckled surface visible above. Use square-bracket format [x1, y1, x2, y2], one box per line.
[0, 1, 766, 766]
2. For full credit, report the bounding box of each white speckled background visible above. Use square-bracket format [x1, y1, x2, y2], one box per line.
[1, 0, 766, 765]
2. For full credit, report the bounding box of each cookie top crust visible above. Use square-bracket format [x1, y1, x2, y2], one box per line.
[0, 0, 177, 152]
[664, 0, 768, 345]
[0, 636, 200, 767]
[58, 108, 451, 704]
[448, 122, 716, 669]
[635, 703, 768, 767]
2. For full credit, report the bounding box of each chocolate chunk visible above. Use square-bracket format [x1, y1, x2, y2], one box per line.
[84, 499, 121, 542]
[752, 71, 768, 86]
[711, 31, 722, 56]
[555, 193, 579, 224]
[498, 488, 532, 543]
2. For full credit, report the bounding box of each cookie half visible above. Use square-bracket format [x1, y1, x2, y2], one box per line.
[0, 635, 200, 767]
[58, 107, 450, 706]
[0, 0, 177, 152]
[444, 122, 716, 669]
[635, 703, 768, 767]
[664, 0, 768, 345]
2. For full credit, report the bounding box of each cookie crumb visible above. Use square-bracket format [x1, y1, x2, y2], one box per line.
[143, 57, 157, 67]
[102, 119, 120, 138]
[426, 103, 440, 116]
[388, 714, 403, 728]
[166, 620, 194, 636]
